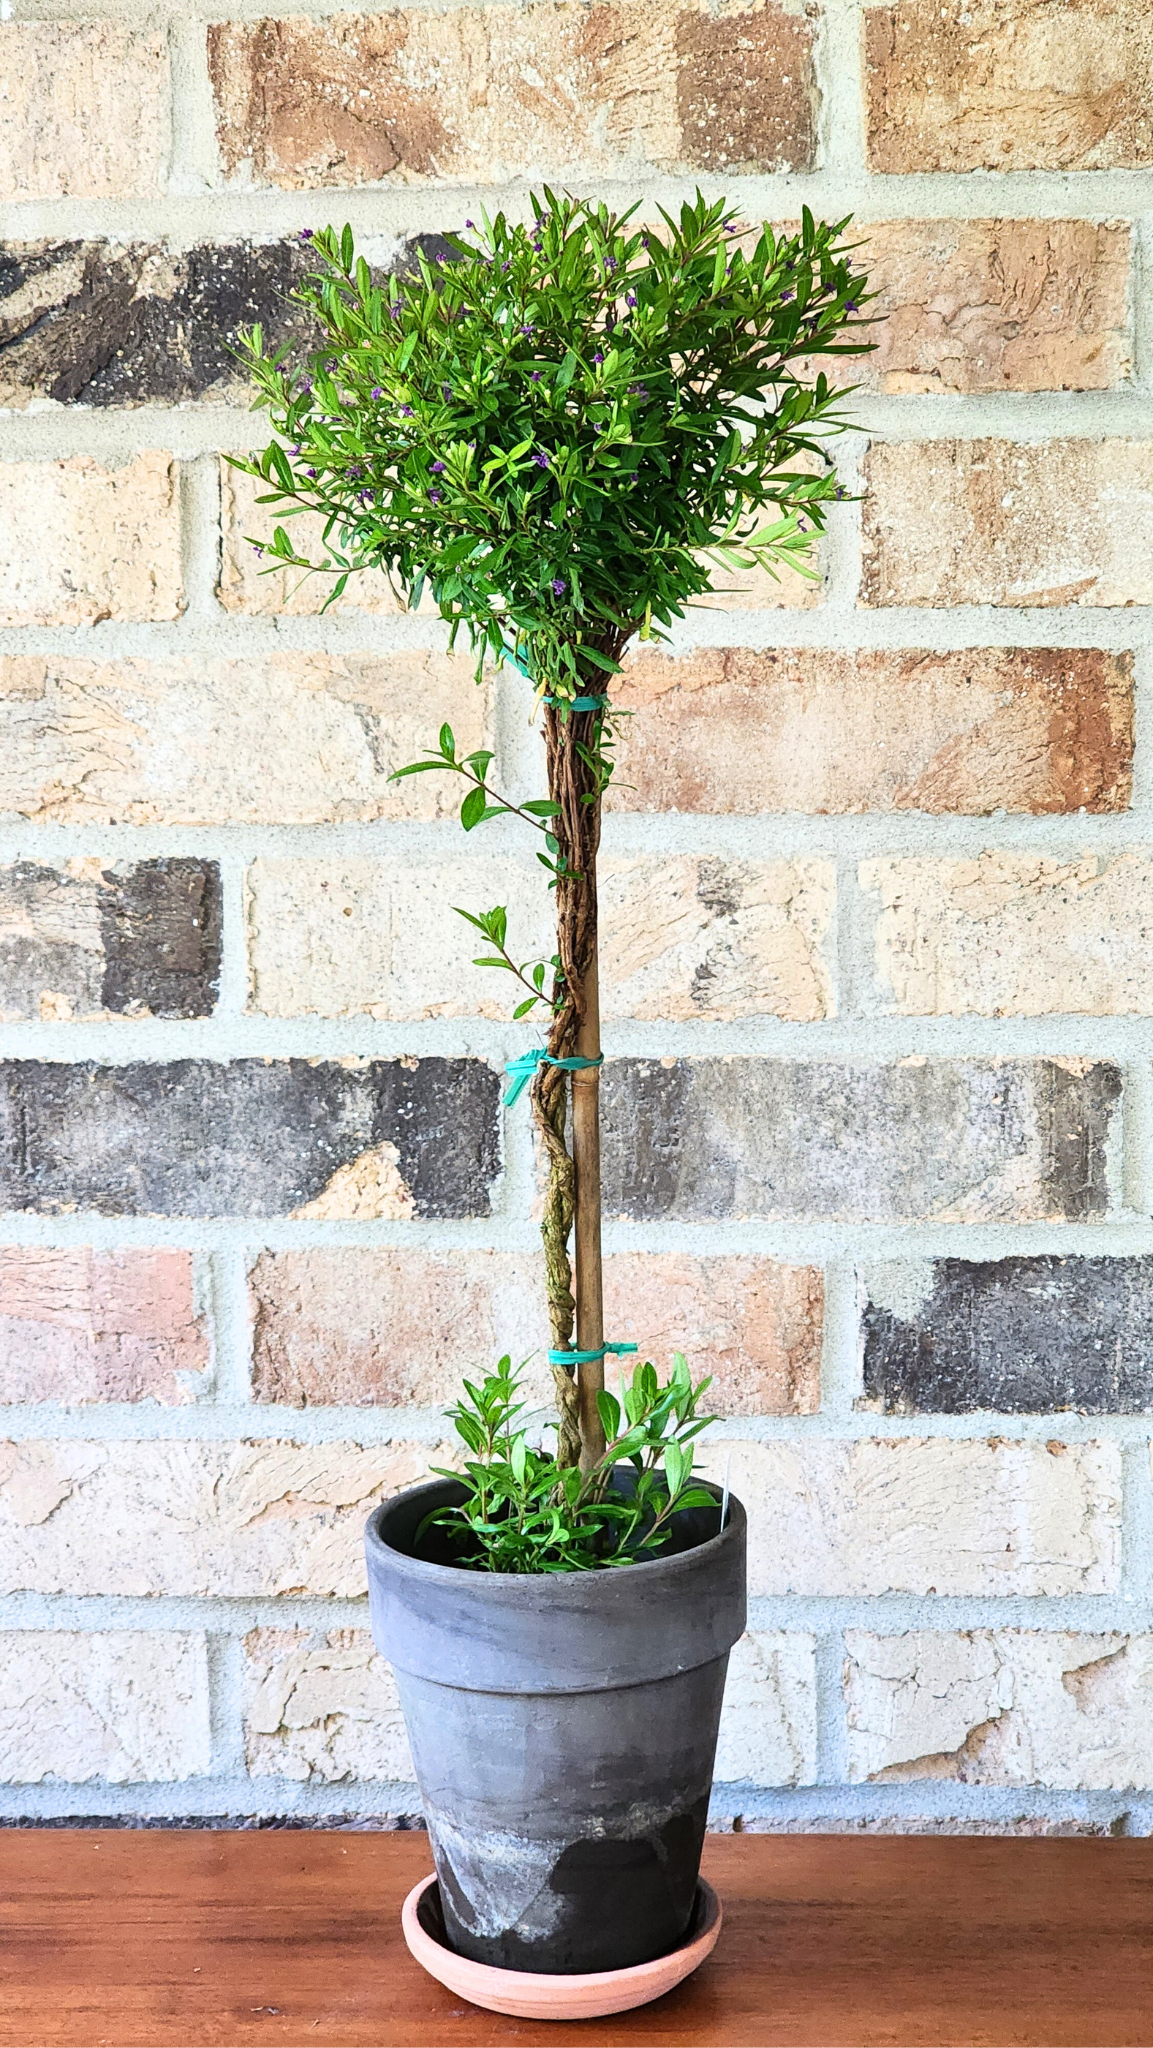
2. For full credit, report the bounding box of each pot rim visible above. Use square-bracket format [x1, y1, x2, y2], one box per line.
[365, 1470, 744, 1592]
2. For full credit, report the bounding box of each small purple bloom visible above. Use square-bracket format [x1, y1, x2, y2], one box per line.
[326, 358, 337, 371]
[532, 239, 543, 252]
[530, 369, 543, 381]
[834, 485, 846, 501]
[604, 257, 617, 273]
[797, 518, 807, 532]
[429, 488, 443, 502]
[533, 451, 550, 468]
[430, 460, 446, 473]
[300, 378, 313, 392]
[465, 219, 475, 229]
[627, 383, 649, 399]
[551, 577, 566, 596]
[781, 291, 793, 302]
[370, 386, 383, 399]
[846, 300, 858, 312]
[502, 261, 511, 272]
[626, 292, 637, 308]
[288, 443, 302, 455]
[389, 303, 403, 319]
[250, 542, 264, 556]
[398, 403, 415, 417]
[521, 323, 534, 336]
[724, 223, 737, 235]
[298, 228, 314, 241]
[593, 350, 604, 365]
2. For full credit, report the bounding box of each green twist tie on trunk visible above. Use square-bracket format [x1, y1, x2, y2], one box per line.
[504, 1048, 604, 1106]
[543, 693, 608, 712]
[548, 1342, 638, 1366]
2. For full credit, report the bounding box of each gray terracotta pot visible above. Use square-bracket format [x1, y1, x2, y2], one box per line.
[364, 1473, 745, 1975]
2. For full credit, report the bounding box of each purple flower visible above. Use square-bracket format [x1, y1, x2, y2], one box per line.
[797, 518, 807, 532]
[389, 303, 403, 320]
[357, 489, 372, 503]
[430, 460, 446, 473]
[501, 261, 511, 272]
[465, 218, 475, 229]
[288, 443, 302, 455]
[530, 369, 543, 381]
[846, 300, 858, 312]
[551, 577, 566, 596]
[724, 223, 737, 235]
[626, 292, 637, 308]
[593, 350, 604, 365]
[604, 257, 617, 273]
[325, 358, 337, 371]
[429, 488, 443, 503]
[250, 542, 264, 556]
[834, 485, 846, 501]
[371, 386, 383, 399]
[398, 403, 414, 417]
[532, 239, 543, 252]
[298, 228, 314, 242]
[521, 323, 534, 336]
[306, 468, 318, 478]
[300, 378, 313, 392]
[781, 291, 793, 302]
[627, 383, 649, 399]
[533, 450, 550, 468]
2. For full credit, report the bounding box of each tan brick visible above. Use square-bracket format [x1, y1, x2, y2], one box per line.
[0, 1630, 209, 1783]
[249, 1247, 821, 1416]
[612, 647, 1133, 815]
[0, 23, 169, 200]
[0, 1249, 208, 1404]
[699, 1439, 1120, 1596]
[245, 853, 833, 1022]
[244, 1628, 413, 1783]
[866, 0, 1153, 172]
[846, 1631, 1153, 1789]
[602, 1256, 822, 1416]
[863, 441, 1153, 608]
[864, 220, 1132, 394]
[0, 653, 490, 825]
[0, 456, 182, 628]
[0, 1440, 439, 1597]
[714, 1632, 817, 1786]
[864, 850, 1153, 1018]
[208, 4, 813, 189]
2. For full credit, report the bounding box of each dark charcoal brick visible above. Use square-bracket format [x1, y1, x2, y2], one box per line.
[862, 1256, 1153, 1413]
[0, 1059, 498, 1217]
[601, 1059, 1120, 1223]
[0, 860, 220, 1021]
[100, 860, 222, 1018]
[0, 235, 453, 407]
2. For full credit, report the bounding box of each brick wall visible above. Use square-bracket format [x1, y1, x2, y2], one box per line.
[1, 0, 1152, 1835]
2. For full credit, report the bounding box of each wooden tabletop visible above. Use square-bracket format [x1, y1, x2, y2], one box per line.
[2, 1828, 1151, 2048]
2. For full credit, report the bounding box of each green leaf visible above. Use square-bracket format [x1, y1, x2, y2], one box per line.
[460, 785, 487, 830]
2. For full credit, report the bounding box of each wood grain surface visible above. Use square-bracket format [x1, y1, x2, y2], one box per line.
[1, 1829, 1151, 2048]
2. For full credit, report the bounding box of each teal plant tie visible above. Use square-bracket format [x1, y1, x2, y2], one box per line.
[548, 1342, 638, 1366]
[543, 693, 608, 712]
[503, 1047, 604, 1106]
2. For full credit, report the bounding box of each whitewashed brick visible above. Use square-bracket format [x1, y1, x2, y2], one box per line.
[715, 1631, 817, 1786]
[244, 1628, 414, 1783]
[0, 1631, 209, 1783]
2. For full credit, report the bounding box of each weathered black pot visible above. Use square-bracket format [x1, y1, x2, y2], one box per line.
[364, 1473, 746, 1976]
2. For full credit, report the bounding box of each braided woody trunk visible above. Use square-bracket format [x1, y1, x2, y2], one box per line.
[531, 637, 628, 1473]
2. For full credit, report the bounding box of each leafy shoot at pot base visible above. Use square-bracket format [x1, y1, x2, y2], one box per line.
[420, 1354, 718, 1573]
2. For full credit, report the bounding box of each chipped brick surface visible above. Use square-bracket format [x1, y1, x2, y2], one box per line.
[863, 851, 1153, 1017]
[0, 1059, 499, 1218]
[702, 1439, 1121, 1597]
[0, 455, 182, 628]
[861, 1256, 1153, 1415]
[0, 1440, 438, 1596]
[244, 1629, 414, 1783]
[863, 220, 1132, 394]
[862, 441, 1153, 608]
[0, 859, 220, 1022]
[612, 648, 1133, 815]
[0, 24, 169, 201]
[248, 1247, 821, 1415]
[866, 0, 1153, 172]
[713, 1632, 817, 1786]
[0, 1631, 209, 1782]
[0, 653, 490, 827]
[845, 1631, 1153, 1787]
[208, 5, 814, 189]
[601, 1058, 1119, 1223]
[245, 854, 833, 1022]
[0, 1248, 208, 1404]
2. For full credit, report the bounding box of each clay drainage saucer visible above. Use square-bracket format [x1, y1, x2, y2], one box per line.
[401, 1872, 722, 2020]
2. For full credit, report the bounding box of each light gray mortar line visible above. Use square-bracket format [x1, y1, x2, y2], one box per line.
[818, 1259, 863, 1419]
[210, 1246, 257, 1405]
[1132, 215, 1153, 394]
[9, 1011, 1153, 1059]
[5, 601, 1153, 659]
[1129, 641, 1153, 812]
[166, 13, 214, 195]
[8, 179, 1153, 252]
[0, 1402, 1149, 1447]
[812, 1627, 848, 1789]
[709, 1785, 1145, 1823]
[1120, 1438, 1153, 1605]
[214, 850, 250, 1019]
[815, 0, 866, 186]
[1121, 1062, 1153, 1219]
[15, 394, 1153, 467]
[13, 806, 1153, 865]
[0, 1781, 425, 1819]
[181, 448, 224, 619]
[5, 1589, 1153, 1632]
[209, 1632, 247, 1778]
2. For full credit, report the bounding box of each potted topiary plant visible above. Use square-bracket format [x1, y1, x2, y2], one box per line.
[235, 193, 869, 2020]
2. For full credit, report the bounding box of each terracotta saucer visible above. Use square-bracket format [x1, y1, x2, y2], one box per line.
[401, 1872, 722, 2020]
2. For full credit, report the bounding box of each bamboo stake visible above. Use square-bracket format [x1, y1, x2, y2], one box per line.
[571, 906, 605, 1474]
